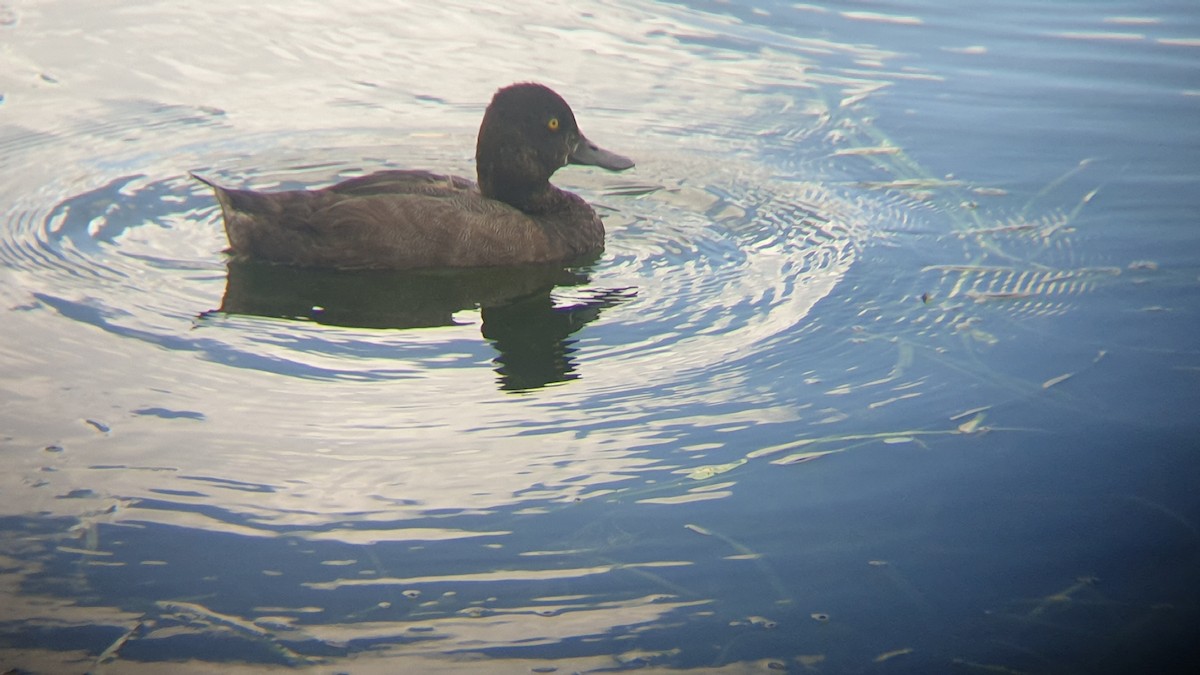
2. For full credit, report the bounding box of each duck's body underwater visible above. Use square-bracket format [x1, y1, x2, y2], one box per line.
[194, 83, 634, 270]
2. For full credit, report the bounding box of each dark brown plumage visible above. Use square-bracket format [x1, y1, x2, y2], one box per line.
[194, 83, 634, 270]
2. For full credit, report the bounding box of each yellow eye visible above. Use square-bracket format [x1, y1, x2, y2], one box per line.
[547, 117, 560, 131]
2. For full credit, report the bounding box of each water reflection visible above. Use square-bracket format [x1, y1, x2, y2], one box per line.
[482, 288, 631, 391]
[216, 260, 633, 390]
[2, 513, 707, 671]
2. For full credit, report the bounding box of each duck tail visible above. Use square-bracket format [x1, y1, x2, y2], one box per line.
[190, 171, 235, 210]
[190, 171, 221, 190]
[190, 172, 239, 239]
[189, 173, 271, 256]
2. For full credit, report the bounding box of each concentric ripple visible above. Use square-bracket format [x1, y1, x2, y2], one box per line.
[0, 0, 1105, 550]
[0, 116, 885, 532]
[2, 149, 861, 376]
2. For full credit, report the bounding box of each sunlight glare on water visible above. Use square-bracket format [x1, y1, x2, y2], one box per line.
[0, 0, 900, 526]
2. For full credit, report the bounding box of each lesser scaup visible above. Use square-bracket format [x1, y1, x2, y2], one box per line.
[194, 83, 634, 269]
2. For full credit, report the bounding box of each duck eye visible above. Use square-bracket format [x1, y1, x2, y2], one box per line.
[547, 117, 560, 132]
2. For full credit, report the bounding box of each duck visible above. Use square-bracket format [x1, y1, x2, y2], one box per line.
[193, 83, 634, 270]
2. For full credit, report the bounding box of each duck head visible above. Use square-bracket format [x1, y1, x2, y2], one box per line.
[475, 83, 634, 212]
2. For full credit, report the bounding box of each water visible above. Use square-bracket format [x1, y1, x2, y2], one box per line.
[2, 0, 1198, 672]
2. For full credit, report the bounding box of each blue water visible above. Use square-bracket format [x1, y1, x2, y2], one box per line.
[1, 0, 1198, 672]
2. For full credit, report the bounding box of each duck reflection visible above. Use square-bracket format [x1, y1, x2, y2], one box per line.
[217, 260, 630, 390]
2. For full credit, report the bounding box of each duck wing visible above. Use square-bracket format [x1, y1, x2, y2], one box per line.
[310, 191, 548, 269]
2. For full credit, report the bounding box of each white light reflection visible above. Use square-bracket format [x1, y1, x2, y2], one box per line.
[0, 0, 901, 540]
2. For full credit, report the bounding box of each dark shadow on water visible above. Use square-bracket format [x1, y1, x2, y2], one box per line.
[216, 259, 633, 391]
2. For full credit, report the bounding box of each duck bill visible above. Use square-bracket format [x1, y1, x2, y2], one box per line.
[570, 133, 635, 171]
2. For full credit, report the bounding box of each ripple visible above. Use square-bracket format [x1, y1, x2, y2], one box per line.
[0, 130, 878, 532]
[594, 165, 859, 373]
[0, 0, 1106, 535]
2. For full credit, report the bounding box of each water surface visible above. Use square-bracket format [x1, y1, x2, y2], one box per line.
[2, 0, 1198, 672]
